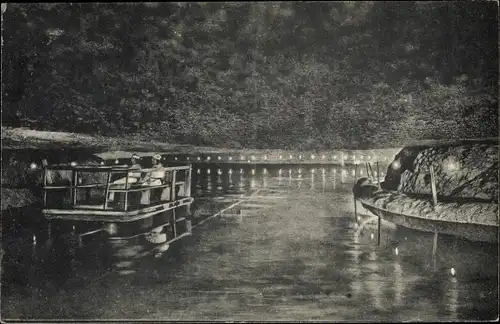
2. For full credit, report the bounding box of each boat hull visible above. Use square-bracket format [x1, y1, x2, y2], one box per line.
[359, 200, 498, 243]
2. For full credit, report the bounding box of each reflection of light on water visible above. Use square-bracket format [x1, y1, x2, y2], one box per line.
[197, 169, 201, 174]
[228, 169, 233, 175]
[229, 156, 232, 161]
[251, 169, 255, 175]
[207, 169, 211, 175]
[311, 168, 315, 174]
[450, 268, 456, 276]
[240, 169, 244, 174]
[263, 168, 267, 175]
[395, 247, 399, 256]
[370, 233, 374, 240]
[393, 262, 403, 306]
[447, 274, 459, 316]
[217, 169, 222, 175]
[216, 175, 223, 191]
[278, 169, 282, 176]
[364, 258, 384, 310]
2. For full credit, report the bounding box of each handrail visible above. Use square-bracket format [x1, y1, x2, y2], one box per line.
[45, 165, 191, 172]
[42, 163, 193, 210]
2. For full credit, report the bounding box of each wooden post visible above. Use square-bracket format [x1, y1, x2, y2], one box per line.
[432, 231, 438, 271]
[365, 162, 370, 179]
[43, 168, 47, 207]
[186, 166, 192, 197]
[340, 151, 345, 167]
[171, 170, 177, 201]
[368, 163, 374, 182]
[353, 196, 358, 222]
[429, 165, 438, 206]
[376, 161, 381, 189]
[377, 214, 381, 246]
[103, 171, 112, 210]
[124, 170, 129, 211]
[47, 221, 52, 239]
[72, 170, 78, 206]
[171, 209, 177, 238]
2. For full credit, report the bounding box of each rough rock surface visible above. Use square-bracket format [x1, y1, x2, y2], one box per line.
[383, 141, 498, 202]
[366, 191, 498, 227]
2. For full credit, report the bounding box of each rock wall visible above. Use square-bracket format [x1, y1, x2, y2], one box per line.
[382, 140, 498, 202]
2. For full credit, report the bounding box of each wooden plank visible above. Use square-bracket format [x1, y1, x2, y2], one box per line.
[108, 184, 171, 193]
[42, 200, 193, 222]
[43, 197, 193, 218]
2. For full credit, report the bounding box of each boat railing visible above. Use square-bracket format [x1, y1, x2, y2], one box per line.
[42, 164, 192, 212]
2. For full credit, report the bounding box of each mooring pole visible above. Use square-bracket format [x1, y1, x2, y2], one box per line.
[377, 214, 381, 246]
[429, 165, 438, 206]
[353, 197, 358, 222]
[376, 161, 381, 189]
[353, 163, 359, 222]
[432, 230, 438, 271]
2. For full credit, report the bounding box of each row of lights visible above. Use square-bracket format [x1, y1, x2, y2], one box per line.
[195, 167, 384, 176]
[169, 154, 389, 162]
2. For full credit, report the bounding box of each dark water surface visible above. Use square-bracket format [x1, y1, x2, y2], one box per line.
[1, 165, 498, 321]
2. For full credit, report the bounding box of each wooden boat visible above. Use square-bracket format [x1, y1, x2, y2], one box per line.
[40, 161, 194, 246]
[354, 181, 498, 243]
[352, 140, 499, 244]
